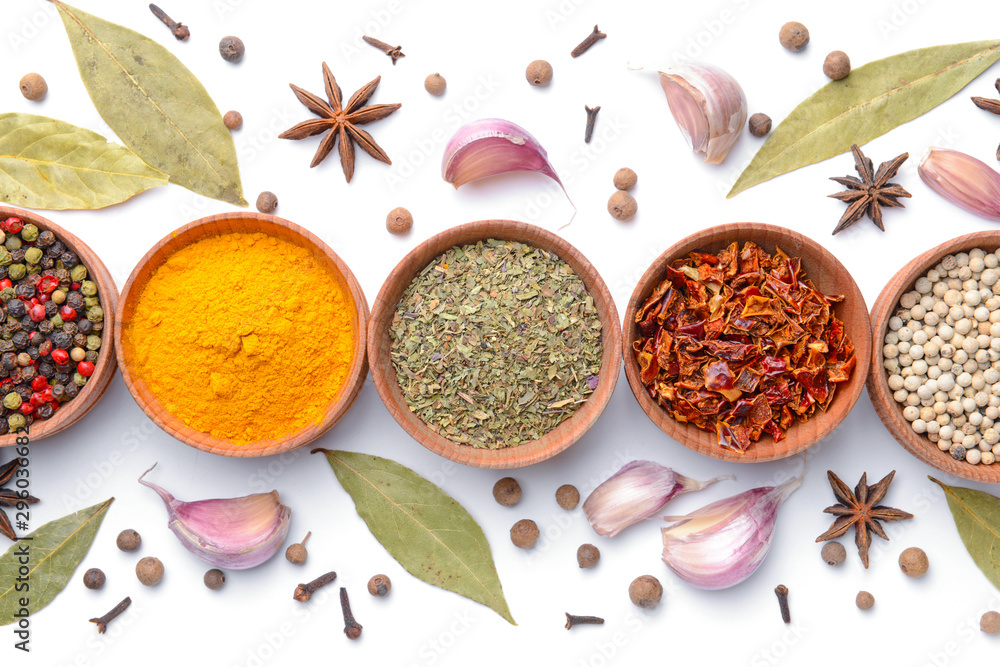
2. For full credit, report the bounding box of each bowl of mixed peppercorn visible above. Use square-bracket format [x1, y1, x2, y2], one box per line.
[0, 207, 118, 445]
[623, 222, 872, 463]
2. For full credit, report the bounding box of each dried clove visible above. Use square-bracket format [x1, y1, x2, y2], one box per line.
[584, 105, 601, 143]
[340, 587, 363, 639]
[565, 613, 604, 629]
[148, 4, 189, 41]
[362, 35, 405, 65]
[774, 585, 791, 623]
[89, 596, 131, 634]
[293, 571, 337, 602]
[571, 25, 606, 58]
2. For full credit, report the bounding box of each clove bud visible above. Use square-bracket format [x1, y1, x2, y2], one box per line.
[918, 147, 1000, 221]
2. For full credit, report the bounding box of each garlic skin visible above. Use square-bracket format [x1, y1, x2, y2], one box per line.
[139, 464, 291, 570]
[659, 62, 747, 164]
[918, 147, 1000, 221]
[660, 474, 801, 590]
[583, 460, 732, 538]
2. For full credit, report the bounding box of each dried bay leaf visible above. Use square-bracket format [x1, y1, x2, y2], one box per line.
[313, 449, 516, 624]
[0, 498, 113, 625]
[929, 477, 1000, 590]
[729, 40, 1000, 197]
[53, 1, 247, 206]
[0, 113, 167, 210]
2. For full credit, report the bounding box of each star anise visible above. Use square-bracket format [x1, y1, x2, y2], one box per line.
[828, 144, 911, 235]
[971, 77, 1000, 160]
[815, 470, 913, 569]
[0, 457, 40, 542]
[279, 62, 401, 183]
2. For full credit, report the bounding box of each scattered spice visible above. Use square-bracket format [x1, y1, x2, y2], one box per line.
[613, 168, 637, 191]
[362, 35, 405, 65]
[556, 484, 580, 510]
[584, 105, 600, 143]
[633, 242, 857, 452]
[774, 584, 790, 623]
[608, 191, 637, 220]
[219, 36, 244, 63]
[628, 575, 663, 609]
[148, 4, 189, 41]
[778, 22, 809, 51]
[526, 60, 553, 87]
[823, 51, 851, 80]
[19, 73, 46, 101]
[279, 63, 401, 183]
[829, 144, 910, 234]
[389, 240, 602, 448]
[510, 519, 539, 549]
[577, 543, 600, 568]
[116, 529, 141, 552]
[285, 531, 311, 565]
[294, 571, 337, 602]
[815, 470, 913, 569]
[89, 596, 130, 634]
[204, 568, 225, 590]
[255, 191, 278, 214]
[982, 611, 1000, 634]
[748, 113, 772, 137]
[565, 613, 604, 629]
[367, 574, 391, 597]
[492, 478, 522, 507]
[821, 541, 846, 566]
[340, 587, 363, 639]
[386, 207, 413, 235]
[899, 546, 929, 578]
[223, 110, 243, 131]
[82, 568, 105, 590]
[856, 590, 875, 610]
[424, 73, 446, 96]
[136, 557, 163, 586]
[970, 79, 1000, 160]
[571, 25, 606, 58]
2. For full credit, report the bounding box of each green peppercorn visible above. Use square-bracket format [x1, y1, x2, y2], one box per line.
[24, 248, 42, 265]
[84, 350, 98, 364]
[7, 265, 25, 281]
[70, 265, 87, 282]
[7, 414, 25, 431]
[84, 296, 99, 309]
[0, 289, 12, 303]
[49, 315, 63, 329]
[86, 306, 103, 323]
[2, 392, 20, 410]
[73, 372, 87, 387]
[4, 237, 21, 252]
[86, 334, 101, 351]
[19, 224, 38, 243]
[80, 281, 97, 297]
[0, 250, 11, 268]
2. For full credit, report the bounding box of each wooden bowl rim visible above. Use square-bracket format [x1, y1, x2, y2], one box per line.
[367, 219, 622, 469]
[867, 230, 1000, 484]
[0, 206, 119, 447]
[114, 212, 369, 458]
[621, 221, 873, 463]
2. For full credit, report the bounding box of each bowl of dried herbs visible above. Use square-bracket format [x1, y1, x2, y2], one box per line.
[369, 220, 622, 468]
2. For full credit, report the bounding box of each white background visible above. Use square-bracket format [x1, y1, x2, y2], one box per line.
[3, 0, 1000, 665]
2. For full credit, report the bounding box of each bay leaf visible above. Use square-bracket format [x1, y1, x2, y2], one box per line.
[53, 1, 247, 206]
[0, 113, 167, 210]
[313, 449, 516, 624]
[728, 40, 1000, 198]
[929, 477, 1000, 590]
[0, 498, 113, 625]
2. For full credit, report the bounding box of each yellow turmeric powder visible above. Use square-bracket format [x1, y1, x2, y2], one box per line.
[122, 232, 355, 446]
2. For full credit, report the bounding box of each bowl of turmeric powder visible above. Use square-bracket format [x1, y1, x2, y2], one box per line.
[115, 213, 369, 457]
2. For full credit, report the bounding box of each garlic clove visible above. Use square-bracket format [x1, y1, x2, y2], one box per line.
[918, 147, 1000, 221]
[139, 464, 291, 570]
[659, 62, 747, 164]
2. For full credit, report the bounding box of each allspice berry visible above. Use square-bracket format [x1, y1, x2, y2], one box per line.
[748, 113, 772, 138]
[981, 611, 1000, 634]
[555, 484, 580, 510]
[821, 541, 847, 566]
[526, 60, 553, 87]
[386, 207, 413, 235]
[629, 575, 663, 609]
[424, 73, 447, 96]
[608, 191, 637, 221]
[368, 574, 391, 597]
[493, 477, 522, 506]
[83, 568, 105, 590]
[856, 591, 875, 610]
[116, 529, 141, 552]
[613, 168, 637, 191]
[223, 110, 243, 131]
[204, 568, 225, 590]
[823, 51, 851, 80]
[256, 191, 278, 214]
[285, 531, 311, 565]
[19, 73, 47, 101]
[898, 546, 929, 578]
[778, 22, 809, 52]
[219, 36, 245, 63]
[510, 519, 539, 549]
[577, 544, 600, 568]
[136, 556, 164, 587]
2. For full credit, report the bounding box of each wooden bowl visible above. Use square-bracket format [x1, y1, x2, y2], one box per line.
[0, 207, 119, 447]
[115, 213, 369, 458]
[869, 231, 1000, 484]
[368, 220, 622, 469]
[622, 222, 872, 463]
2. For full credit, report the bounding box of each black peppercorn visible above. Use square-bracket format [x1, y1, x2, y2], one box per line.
[13, 285, 32, 299]
[11, 332, 28, 350]
[35, 231, 54, 248]
[15, 385, 30, 401]
[40, 257, 54, 270]
[6, 300, 25, 319]
[0, 421, 9, 436]
[91, 320, 103, 332]
[78, 319, 93, 334]
[18, 316, 36, 332]
[66, 293, 84, 311]
[10, 250, 24, 264]
[20, 366, 35, 383]
[27, 331, 43, 346]
[44, 301, 58, 318]
[54, 371, 70, 386]
[60, 251, 78, 267]
[37, 320, 52, 336]
[25, 346, 39, 361]
[64, 383, 78, 399]
[38, 362, 54, 379]
[51, 384, 65, 401]
[85, 350, 98, 363]
[23, 274, 40, 289]
[62, 322, 78, 336]
[45, 241, 64, 259]
[73, 333, 87, 349]
[51, 332, 71, 349]
[1, 353, 15, 371]
[35, 404, 52, 419]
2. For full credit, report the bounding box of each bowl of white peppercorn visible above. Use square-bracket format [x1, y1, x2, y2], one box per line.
[869, 232, 1000, 484]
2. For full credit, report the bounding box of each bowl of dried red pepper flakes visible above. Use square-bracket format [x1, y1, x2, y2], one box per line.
[623, 222, 872, 462]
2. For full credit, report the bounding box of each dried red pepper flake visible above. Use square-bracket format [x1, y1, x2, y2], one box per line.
[633, 241, 856, 452]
